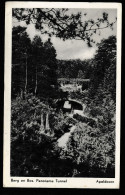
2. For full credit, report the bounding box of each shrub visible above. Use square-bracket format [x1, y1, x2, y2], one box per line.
[73, 113, 97, 128]
[11, 94, 61, 176]
[63, 123, 115, 177]
[49, 112, 77, 138]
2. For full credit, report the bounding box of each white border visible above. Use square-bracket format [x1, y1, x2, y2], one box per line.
[3, 1, 122, 189]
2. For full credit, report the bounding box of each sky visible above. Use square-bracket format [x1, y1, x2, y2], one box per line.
[13, 8, 117, 60]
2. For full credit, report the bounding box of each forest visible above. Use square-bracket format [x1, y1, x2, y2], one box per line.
[11, 8, 116, 177]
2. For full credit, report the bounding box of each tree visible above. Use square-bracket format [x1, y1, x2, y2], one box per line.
[90, 35, 116, 97]
[31, 35, 44, 95]
[63, 123, 115, 177]
[57, 59, 87, 79]
[77, 69, 85, 79]
[12, 26, 31, 98]
[12, 8, 116, 46]
[43, 38, 57, 86]
[35, 38, 58, 99]
[12, 28, 59, 99]
[11, 93, 61, 176]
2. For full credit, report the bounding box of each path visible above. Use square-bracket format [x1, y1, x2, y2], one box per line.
[57, 125, 76, 149]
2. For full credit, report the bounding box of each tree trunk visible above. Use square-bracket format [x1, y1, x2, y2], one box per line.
[25, 50, 27, 93]
[40, 113, 44, 133]
[35, 65, 37, 95]
[46, 113, 50, 130]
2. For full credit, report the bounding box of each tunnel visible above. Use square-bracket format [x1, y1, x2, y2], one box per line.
[56, 99, 83, 112]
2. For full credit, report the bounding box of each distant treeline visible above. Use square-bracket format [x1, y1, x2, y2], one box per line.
[56, 59, 93, 79]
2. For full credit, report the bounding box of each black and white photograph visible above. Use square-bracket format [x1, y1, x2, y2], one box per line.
[3, 2, 121, 188]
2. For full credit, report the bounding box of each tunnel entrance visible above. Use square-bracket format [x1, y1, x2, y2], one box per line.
[56, 99, 83, 113]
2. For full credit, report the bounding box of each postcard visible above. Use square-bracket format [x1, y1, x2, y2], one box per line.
[3, 1, 121, 188]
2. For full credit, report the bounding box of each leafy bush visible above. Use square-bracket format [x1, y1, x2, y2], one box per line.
[73, 113, 97, 128]
[49, 112, 77, 138]
[62, 123, 115, 177]
[11, 94, 61, 176]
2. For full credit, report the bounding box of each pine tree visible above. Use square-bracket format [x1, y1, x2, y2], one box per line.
[12, 26, 31, 98]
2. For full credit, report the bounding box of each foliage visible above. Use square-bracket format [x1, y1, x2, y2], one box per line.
[11, 24, 116, 177]
[62, 123, 115, 177]
[11, 93, 63, 176]
[77, 70, 85, 79]
[49, 112, 77, 138]
[12, 27, 59, 99]
[82, 82, 89, 91]
[11, 94, 77, 177]
[13, 8, 116, 46]
[11, 93, 47, 141]
[57, 59, 93, 79]
[31, 36, 58, 98]
[89, 35, 116, 99]
[59, 36, 117, 177]
[73, 113, 97, 128]
[12, 26, 31, 97]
